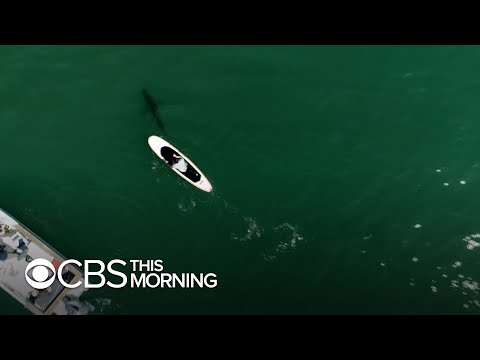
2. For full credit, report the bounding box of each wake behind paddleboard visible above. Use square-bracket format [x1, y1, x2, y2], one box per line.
[148, 135, 213, 193]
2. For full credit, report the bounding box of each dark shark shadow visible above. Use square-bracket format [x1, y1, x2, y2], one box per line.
[142, 89, 166, 133]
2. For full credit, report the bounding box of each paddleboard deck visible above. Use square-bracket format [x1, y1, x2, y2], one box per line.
[148, 135, 213, 193]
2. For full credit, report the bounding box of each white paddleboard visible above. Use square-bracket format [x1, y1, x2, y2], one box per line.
[148, 135, 213, 193]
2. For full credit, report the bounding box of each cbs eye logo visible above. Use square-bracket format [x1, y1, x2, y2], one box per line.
[25, 259, 56, 289]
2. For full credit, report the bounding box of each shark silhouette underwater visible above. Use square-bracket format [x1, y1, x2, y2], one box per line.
[142, 89, 166, 132]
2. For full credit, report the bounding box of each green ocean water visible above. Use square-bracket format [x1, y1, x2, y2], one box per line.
[1, 45, 480, 315]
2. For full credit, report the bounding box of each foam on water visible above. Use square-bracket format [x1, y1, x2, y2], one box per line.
[94, 297, 112, 313]
[232, 217, 264, 242]
[178, 197, 197, 213]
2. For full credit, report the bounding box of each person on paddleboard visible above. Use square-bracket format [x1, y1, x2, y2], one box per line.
[171, 153, 188, 173]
